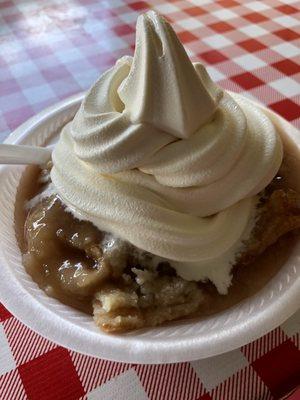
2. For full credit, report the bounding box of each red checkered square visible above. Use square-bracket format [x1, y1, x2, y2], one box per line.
[0, 304, 11, 322]
[0, 1, 14, 9]
[184, 6, 206, 16]
[199, 50, 228, 64]
[272, 59, 300, 76]
[198, 394, 212, 400]
[88, 53, 117, 70]
[231, 72, 264, 90]
[177, 30, 198, 43]
[209, 21, 234, 33]
[113, 24, 135, 36]
[2, 11, 22, 24]
[270, 99, 300, 121]
[41, 65, 71, 82]
[217, 0, 239, 7]
[0, 77, 21, 96]
[274, 28, 300, 41]
[244, 12, 269, 23]
[18, 347, 84, 400]
[4, 104, 34, 131]
[251, 340, 300, 399]
[276, 5, 298, 15]
[128, 1, 149, 11]
[238, 39, 266, 52]
[26, 45, 53, 59]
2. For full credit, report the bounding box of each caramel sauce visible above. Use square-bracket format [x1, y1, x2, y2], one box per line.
[14, 166, 298, 321]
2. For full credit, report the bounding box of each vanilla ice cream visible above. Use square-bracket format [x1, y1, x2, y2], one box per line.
[51, 11, 283, 293]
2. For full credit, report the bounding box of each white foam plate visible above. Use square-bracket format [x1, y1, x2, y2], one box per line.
[0, 93, 299, 364]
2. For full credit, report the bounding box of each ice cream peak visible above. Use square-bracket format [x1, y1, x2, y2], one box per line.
[51, 11, 283, 292]
[118, 11, 220, 138]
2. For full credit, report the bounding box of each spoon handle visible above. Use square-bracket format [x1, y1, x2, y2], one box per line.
[0, 144, 52, 165]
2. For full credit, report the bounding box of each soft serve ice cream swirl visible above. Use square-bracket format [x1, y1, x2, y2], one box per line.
[51, 11, 283, 293]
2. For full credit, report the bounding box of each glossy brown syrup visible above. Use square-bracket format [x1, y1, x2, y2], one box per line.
[14, 166, 298, 320]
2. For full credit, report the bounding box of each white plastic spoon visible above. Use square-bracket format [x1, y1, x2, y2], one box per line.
[0, 144, 52, 165]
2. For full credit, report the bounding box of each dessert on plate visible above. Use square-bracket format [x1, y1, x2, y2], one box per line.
[18, 11, 300, 333]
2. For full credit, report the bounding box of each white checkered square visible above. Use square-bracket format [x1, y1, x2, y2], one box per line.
[0, 326, 15, 376]
[119, 12, 141, 24]
[87, 369, 148, 400]
[17, 1, 46, 12]
[272, 42, 300, 58]
[211, 9, 237, 20]
[186, 47, 196, 58]
[84, 19, 109, 36]
[177, 18, 204, 30]
[239, 24, 268, 38]
[23, 84, 56, 105]
[270, 77, 300, 97]
[0, 93, 28, 113]
[274, 15, 299, 28]
[0, 22, 12, 36]
[9, 60, 40, 79]
[203, 34, 232, 49]
[191, 349, 248, 391]
[246, 1, 270, 11]
[104, 0, 124, 8]
[101, 36, 129, 51]
[190, 0, 211, 5]
[281, 309, 300, 338]
[238, 90, 260, 102]
[154, 3, 179, 14]
[280, 0, 299, 3]
[206, 65, 226, 82]
[0, 115, 9, 142]
[103, 16, 127, 29]
[56, 47, 86, 64]
[234, 54, 266, 70]
[70, 70, 99, 90]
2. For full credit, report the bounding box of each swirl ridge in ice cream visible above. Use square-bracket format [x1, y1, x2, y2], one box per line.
[51, 11, 283, 293]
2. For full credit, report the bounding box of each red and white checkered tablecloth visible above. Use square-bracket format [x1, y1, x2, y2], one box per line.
[0, 0, 299, 399]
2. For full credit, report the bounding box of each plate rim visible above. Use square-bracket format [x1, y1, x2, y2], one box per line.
[0, 93, 299, 364]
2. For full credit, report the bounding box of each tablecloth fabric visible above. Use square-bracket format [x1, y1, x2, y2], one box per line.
[0, 0, 300, 399]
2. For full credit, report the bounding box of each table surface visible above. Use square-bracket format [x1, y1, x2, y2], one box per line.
[0, 0, 300, 399]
